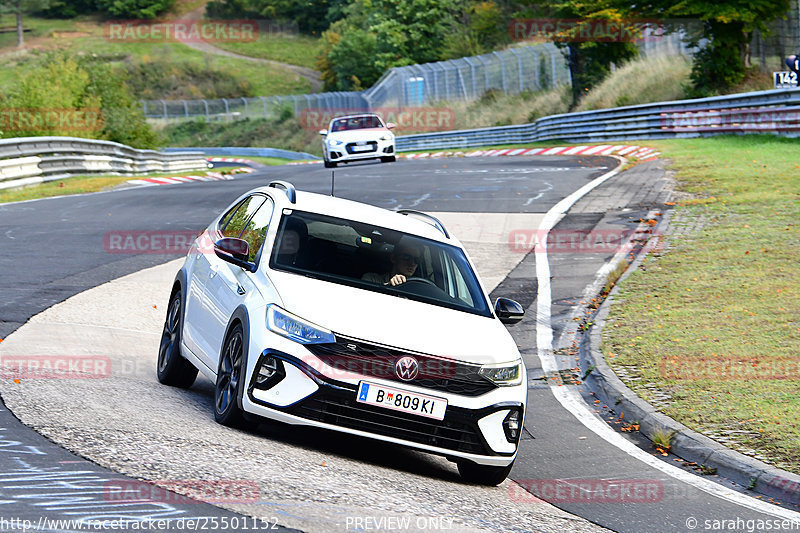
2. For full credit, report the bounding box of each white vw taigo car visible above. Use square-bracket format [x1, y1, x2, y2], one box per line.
[157, 181, 527, 485]
[320, 114, 396, 168]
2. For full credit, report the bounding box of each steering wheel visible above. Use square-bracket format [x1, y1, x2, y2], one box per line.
[402, 277, 438, 288]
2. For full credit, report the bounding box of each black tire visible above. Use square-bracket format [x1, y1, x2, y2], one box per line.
[457, 460, 514, 486]
[156, 289, 198, 388]
[381, 156, 396, 163]
[324, 160, 337, 168]
[214, 323, 247, 428]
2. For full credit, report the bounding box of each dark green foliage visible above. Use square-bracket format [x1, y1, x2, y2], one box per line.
[616, 0, 791, 95]
[124, 59, 254, 100]
[0, 54, 158, 148]
[81, 60, 160, 148]
[95, 0, 175, 18]
[206, 0, 345, 34]
[40, 0, 94, 17]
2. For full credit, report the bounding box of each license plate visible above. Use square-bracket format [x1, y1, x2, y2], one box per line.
[356, 381, 447, 420]
[351, 145, 372, 152]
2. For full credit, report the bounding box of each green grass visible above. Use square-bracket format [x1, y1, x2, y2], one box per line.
[0, 15, 312, 97]
[213, 32, 322, 69]
[0, 172, 164, 203]
[604, 135, 800, 473]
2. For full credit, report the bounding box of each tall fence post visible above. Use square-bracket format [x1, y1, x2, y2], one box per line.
[160, 100, 167, 120]
[182, 100, 188, 119]
[494, 51, 507, 93]
[509, 48, 524, 93]
[202, 100, 209, 121]
[242, 97, 248, 119]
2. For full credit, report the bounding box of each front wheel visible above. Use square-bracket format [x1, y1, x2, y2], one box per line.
[214, 323, 247, 428]
[324, 160, 337, 168]
[457, 460, 514, 486]
[380, 156, 396, 163]
[156, 289, 198, 388]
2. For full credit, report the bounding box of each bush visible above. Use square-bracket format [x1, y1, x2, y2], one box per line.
[95, 0, 175, 18]
[0, 54, 158, 148]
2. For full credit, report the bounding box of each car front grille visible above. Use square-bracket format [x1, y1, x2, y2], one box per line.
[283, 385, 490, 455]
[305, 335, 498, 397]
[345, 141, 378, 154]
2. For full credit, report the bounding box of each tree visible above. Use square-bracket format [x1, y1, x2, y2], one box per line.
[94, 0, 175, 18]
[1, 54, 159, 147]
[616, 0, 791, 95]
[513, 0, 638, 108]
[0, 0, 49, 48]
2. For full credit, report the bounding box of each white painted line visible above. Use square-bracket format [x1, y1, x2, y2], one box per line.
[534, 158, 800, 520]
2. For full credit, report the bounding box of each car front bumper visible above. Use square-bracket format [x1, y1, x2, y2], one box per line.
[325, 138, 395, 163]
[241, 337, 526, 467]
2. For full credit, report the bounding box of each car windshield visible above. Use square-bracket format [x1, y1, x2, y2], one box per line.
[331, 115, 383, 132]
[269, 211, 492, 317]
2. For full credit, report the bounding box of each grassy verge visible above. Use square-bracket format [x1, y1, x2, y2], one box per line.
[0, 157, 293, 204]
[603, 135, 800, 473]
[0, 15, 312, 97]
[212, 32, 322, 69]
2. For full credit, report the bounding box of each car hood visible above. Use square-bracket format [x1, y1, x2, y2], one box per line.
[268, 270, 519, 365]
[327, 129, 392, 142]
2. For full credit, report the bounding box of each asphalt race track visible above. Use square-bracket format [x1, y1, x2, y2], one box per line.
[0, 156, 798, 532]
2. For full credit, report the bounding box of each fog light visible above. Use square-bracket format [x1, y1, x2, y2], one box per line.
[253, 354, 285, 390]
[503, 409, 522, 443]
[257, 357, 278, 384]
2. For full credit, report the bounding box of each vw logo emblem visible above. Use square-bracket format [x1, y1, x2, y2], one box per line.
[395, 356, 419, 381]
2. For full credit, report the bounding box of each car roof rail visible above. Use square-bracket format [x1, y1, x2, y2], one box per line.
[268, 180, 296, 204]
[397, 210, 449, 239]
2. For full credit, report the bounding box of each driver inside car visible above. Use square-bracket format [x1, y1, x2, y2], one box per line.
[362, 238, 422, 286]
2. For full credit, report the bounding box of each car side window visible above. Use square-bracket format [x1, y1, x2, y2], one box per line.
[239, 197, 274, 262]
[221, 195, 266, 239]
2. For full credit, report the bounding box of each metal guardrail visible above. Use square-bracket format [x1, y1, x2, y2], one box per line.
[0, 137, 208, 189]
[162, 146, 319, 160]
[395, 88, 800, 151]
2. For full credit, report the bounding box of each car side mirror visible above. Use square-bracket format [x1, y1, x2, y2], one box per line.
[319, 129, 327, 136]
[386, 123, 396, 129]
[495, 297, 524, 324]
[214, 237, 256, 272]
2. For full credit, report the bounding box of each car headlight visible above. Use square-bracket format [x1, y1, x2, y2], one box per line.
[479, 361, 523, 386]
[328, 139, 344, 146]
[266, 304, 335, 344]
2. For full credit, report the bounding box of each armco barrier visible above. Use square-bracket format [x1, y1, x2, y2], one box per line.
[0, 137, 207, 189]
[162, 146, 319, 161]
[395, 87, 800, 151]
